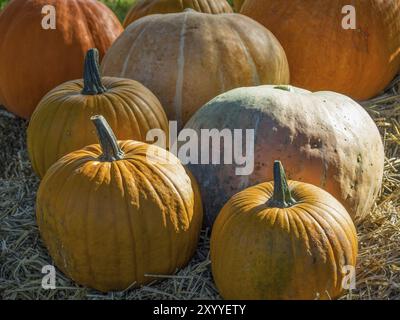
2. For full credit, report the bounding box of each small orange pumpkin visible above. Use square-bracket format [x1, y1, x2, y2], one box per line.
[27, 49, 168, 178]
[123, 0, 233, 27]
[211, 161, 358, 300]
[36, 115, 203, 292]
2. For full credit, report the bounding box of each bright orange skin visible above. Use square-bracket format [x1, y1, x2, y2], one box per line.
[123, 0, 233, 27]
[211, 180, 358, 300]
[102, 11, 289, 128]
[0, 0, 123, 118]
[36, 141, 203, 292]
[27, 77, 169, 178]
[241, 0, 400, 100]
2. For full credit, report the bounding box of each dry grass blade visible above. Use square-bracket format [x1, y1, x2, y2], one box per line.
[0, 78, 399, 299]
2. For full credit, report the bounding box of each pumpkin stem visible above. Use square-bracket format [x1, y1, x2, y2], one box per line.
[91, 115, 124, 161]
[82, 48, 107, 95]
[267, 161, 296, 208]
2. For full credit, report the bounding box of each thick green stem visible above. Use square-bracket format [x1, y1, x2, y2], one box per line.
[82, 48, 107, 95]
[267, 161, 296, 208]
[91, 115, 124, 161]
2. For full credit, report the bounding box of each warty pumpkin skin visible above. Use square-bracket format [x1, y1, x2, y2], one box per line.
[102, 10, 290, 129]
[36, 116, 203, 292]
[211, 161, 358, 300]
[184, 85, 384, 226]
[241, 0, 400, 100]
[27, 49, 168, 178]
[123, 0, 233, 27]
[0, 0, 123, 119]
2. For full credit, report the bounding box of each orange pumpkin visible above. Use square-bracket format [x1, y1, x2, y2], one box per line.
[27, 49, 168, 178]
[184, 85, 384, 226]
[241, 0, 400, 100]
[0, 0, 123, 118]
[36, 115, 203, 292]
[123, 0, 233, 27]
[102, 10, 289, 128]
[211, 161, 358, 300]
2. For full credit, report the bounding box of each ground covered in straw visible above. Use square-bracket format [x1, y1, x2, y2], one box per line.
[0, 79, 399, 300]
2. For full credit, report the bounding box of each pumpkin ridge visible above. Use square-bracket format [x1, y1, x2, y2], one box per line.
[301, 201, 358, 260]
[296, 205, 342, 292]
[130, 156, 193, 231]
[44, 94, 80, 175]
[121, 23, 151, 78]
[122, 159, 179, 273]
[113, 160, 139, 286]
[289, 207, 337, 298]
[226, 18, 261, 85]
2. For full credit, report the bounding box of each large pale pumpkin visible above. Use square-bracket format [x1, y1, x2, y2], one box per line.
[0, 0, 123, 118]
[211, 161, 358, 300]
[241, 0, 400, 100]
[102, 10, 289, 128]
[27, 49, 168, 178]
[123, 0, 233, 27]
[36, 115, 203, 292]
[184, 85, 384, 226]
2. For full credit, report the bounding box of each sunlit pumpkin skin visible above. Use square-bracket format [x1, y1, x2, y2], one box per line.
[211, 161, 358, 300]
[102, 10, 289, 128]
[241, 0, 400, 100]
[36, 116, 203, 292]
[123, 0, 233, 27]
[27, 49, 168, 178]
[185, 85, 384, 226]
[0, 0, 123, 119]
[233, 0, 245, 12]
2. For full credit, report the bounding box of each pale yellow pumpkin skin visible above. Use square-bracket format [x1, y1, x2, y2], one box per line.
[37, 139, 203, 292]
[27, 77, 168, 178]
[102, 11, 290, 128]
[211, 179, 358, 300]
[123, 0, 233, 27]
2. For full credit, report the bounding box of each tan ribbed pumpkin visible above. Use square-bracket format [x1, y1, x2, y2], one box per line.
[123, 0, 233, 27]
[102, 10, 289, 128]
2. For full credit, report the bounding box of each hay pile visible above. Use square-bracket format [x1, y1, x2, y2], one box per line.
[0, 80, 399, 300]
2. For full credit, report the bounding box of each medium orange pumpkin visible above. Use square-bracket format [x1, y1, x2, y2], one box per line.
[211, 161, 358, 300]
[123, 0, 233, 27]
[0, 0, 123, 118]
[36, 115, 203, 292]
[27, 49, 168, 178]
[102, 10, 289, 129]
[241, 0, 400, 100]
[184, 85, 384, 226]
